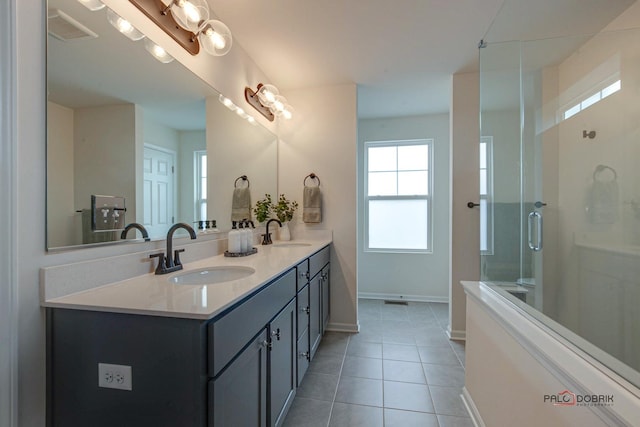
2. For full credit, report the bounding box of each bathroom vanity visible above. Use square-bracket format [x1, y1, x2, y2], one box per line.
[43, 240, 331, 427]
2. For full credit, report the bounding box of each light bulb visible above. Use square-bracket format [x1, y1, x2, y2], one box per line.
[281, 105, 294, 120]
[171, 0, 209, 32]
[181, 1, 201, 23]
[257, 84, 278, 106]
[107, 9, 144, 41]
[144, 39, 174, 63]
[247, 116, 256, 124]
[197, 20, 232, 56]
[270, 95, 287, 113]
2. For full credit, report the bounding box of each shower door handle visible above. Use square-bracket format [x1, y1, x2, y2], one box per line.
[528, 211, 543, 252]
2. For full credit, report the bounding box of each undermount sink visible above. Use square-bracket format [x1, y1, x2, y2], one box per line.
[272, 242, 312, 248]
[169, 266, 255, 285]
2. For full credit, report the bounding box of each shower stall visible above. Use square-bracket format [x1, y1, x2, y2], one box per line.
[479, 0, 640, 390]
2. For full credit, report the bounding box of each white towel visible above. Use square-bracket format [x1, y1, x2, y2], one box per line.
[231, 187, 252, 222]
[303, 186, 322, 223]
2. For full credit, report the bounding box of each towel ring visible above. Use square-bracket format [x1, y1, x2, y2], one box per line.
[593, 165, 617, 182]
[304, 173, 321, 187]
[234, 175, 250, 188]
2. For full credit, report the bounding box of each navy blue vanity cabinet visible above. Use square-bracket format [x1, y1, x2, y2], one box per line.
[309, 246, 330, 359]
[47, 245, 330, 427]
[47, 309, 209, 427]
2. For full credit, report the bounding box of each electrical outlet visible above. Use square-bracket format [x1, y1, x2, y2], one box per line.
[98, 363, 132, 391]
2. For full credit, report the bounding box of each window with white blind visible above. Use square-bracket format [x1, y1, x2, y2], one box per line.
[364, 139, 433, 253]
[480, 136, 494, 254]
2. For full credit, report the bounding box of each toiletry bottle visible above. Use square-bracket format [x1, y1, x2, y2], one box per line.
[228, 221, 241, 253]
[238, 221, 248, 253]
[246, 220, 255, 249]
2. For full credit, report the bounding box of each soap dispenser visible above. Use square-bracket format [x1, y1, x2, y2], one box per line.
[228, 221, 242, 253]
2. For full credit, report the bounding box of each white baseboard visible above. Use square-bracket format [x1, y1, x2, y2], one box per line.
[358, 292, 448, 304]
[326, 322, 360, 333]
[461, 387, 486, 427]
[447, 327, 466, 341]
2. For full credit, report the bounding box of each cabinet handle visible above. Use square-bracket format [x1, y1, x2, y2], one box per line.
[299, 271, 309, 280]
[261, 340, 272, 349]
[271, 328, 281, 341]
[300, 306, 310, 314]
[299, 351, 310, 361]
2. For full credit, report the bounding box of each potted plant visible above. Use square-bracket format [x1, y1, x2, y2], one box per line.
[274, 194, 298, 241]
[253, 194, 273, 223]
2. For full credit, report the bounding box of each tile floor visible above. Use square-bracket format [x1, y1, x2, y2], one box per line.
[282, 299, 471, 427]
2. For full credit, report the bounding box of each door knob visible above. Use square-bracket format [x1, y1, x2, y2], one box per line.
[467, 202, 480, 208]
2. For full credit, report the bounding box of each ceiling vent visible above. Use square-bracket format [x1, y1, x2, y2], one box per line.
[48, 9, 98, 41]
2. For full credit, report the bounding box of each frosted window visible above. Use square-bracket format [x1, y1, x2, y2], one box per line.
[480, 199, 488, 252]
[581, 92, 600, 110]
[398, 171, 428, 195]
[480, 170, 487, 195]
[564, 104, 580, 120]
[369, 200, 428, 250]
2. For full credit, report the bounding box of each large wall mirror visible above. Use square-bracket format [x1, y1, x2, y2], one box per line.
[46, 0, 277, 250]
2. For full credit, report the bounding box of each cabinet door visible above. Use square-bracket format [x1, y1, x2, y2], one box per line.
[296, 328, 310, 387]
[321, 264, 330, 333]
[210, 329, 268, 427]
[309, 273, 322, 359]
[269, 300, 296, 427]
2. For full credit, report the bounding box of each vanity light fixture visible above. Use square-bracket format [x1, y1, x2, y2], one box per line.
[245, 83, 293, 122]
[129, 0, 233, 58]
[76, 0, 105, 12]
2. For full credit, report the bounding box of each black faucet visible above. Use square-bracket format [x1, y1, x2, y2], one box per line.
[262, 219, 282, 245]
[121, 223, 150, 242]
[149, 222, 197, 275]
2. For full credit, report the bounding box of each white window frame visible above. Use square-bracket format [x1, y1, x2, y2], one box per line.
[364, 139, 434, 254]
[194, 150, 207, 222]
[480, 136, 494, 255]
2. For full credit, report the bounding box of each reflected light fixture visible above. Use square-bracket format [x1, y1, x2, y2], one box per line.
[144, 38, 175, 63]
[106, 8, 145, 41]
[219, 95, 257, 125]
[245, 83, 293, 121]
[76, 0, 105, 11]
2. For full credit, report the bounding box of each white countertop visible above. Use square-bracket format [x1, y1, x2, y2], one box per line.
[42, 238, 332, 320]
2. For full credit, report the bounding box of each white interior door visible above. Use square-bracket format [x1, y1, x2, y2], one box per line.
[143, 145, 175, 239]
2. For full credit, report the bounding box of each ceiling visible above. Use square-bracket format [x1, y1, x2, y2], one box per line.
[47, 0, 637, 125]
[210, 0, 636, 118]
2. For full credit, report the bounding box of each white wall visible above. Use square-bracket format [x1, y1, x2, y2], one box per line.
[46, 102, 75, 247]
[278, 84, 359, 332]
[0, 1, 17, 424]
[357, 114, 450, 301]
[74, 104, 138, 225]
[450, 72, 481, 339]
[206, 96, 278, 230]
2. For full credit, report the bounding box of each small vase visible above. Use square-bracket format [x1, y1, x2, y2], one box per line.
[279, 222, 291, 241]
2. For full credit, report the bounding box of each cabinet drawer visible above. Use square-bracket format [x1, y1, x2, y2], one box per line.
[297, 284, 309, 339]
[209, 269, 296, 377]
[309, 246, 330, 279]
[296, 328, 310, 387]
[296, 259, 309, 291]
